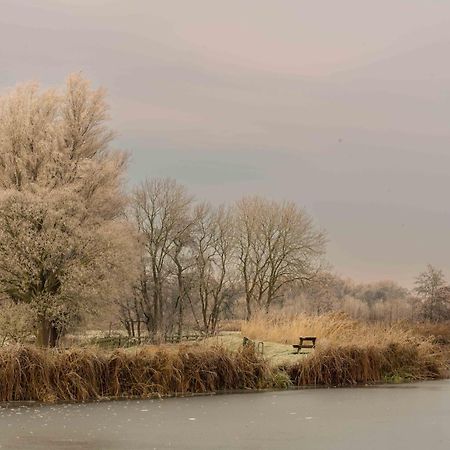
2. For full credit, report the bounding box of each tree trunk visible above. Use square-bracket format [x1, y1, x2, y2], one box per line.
[137, 320, 141, 343]
[49, 324, 59, 347]
[177, 296, 184, 340]
[246, 294, 252, 321]
[36, 318, 50, 347]
[36, 318, 59, 347]
[123, 320, 132, 337]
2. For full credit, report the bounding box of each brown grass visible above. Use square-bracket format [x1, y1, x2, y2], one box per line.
[1, 314, 447, 403]
[410, 322, 450, 345]
[218, 320, 244, 333]
[286, 341, 444, 386]
[0, 345, 272, 403]
[242, 312, 413, 347]
[242, 312, 448, 385]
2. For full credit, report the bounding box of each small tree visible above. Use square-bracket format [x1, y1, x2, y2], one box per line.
[302, 272, 337, 315]
[414, 265, 450, 322]
[117, 289, 146, 340]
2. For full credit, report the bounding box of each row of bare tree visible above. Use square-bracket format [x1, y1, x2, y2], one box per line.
[119, 179, 326, 339]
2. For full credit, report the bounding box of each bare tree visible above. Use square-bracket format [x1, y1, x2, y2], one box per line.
[118, 287, 146, 340]
[415, 265, 450, 322]
[415, 265, 446, 300]
[302, 272, 338, 315]
[0, 74, 136, 346]
[190, 204, 235, 334]
[131, 178, 194, 339]
[234, 196, 326, 319]
[169, 215, 196, 340]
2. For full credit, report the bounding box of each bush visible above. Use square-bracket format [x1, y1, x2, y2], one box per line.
[0, 301, 34, 345]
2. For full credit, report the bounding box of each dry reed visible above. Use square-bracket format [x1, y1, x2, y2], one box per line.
[1, 314, 447, 403]
[410, 322, 450, 345]
[0, 345, 272, 403]
[242, 312, 414, 347]
[242, 312, 448, 385]
[286, 341, 445, 386]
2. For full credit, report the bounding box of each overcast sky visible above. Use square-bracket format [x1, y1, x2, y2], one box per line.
[2, 0, 450, 287]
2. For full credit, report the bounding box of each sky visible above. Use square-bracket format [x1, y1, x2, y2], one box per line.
[1, 0, 450, 287]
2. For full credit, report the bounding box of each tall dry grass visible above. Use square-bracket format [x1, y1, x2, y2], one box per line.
[242, 312, 447, 384]
[0, 345, 272, 403]
[1, 315, 447, 403]
[410, 321, 450, 345]
[286, 342, 444, 386]
[242, 312, 414, 347]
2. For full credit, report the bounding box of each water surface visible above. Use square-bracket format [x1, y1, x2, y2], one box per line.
[1, 380, 449, 449]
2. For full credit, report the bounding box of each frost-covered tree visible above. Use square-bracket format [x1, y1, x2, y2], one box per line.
[0, 74, 136, 346]
[414, 265, 450, 322]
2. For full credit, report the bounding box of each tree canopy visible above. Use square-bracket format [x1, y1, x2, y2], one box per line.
[0, 74, 136, 346]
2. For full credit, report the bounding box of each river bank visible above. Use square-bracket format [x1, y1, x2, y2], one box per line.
[0, 334, 446, 403]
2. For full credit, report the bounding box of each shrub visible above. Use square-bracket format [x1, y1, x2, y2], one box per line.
[0, 301, 34, 345]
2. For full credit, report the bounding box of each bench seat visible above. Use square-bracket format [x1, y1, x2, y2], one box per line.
[293, 336, 317, 354]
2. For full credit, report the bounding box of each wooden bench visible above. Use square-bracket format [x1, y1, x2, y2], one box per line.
[293, 336, 317, 354]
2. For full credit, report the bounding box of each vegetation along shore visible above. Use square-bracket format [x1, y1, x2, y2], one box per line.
[0, 314, 447, 403]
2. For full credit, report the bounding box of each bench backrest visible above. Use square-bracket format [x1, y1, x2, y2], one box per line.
[299, 336, 317, 346]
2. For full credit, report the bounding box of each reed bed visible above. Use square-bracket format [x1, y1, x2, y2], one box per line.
[242, 312, 447, 385]
[286, 341, 445, 386]
[410, 321, 450, 345]
[242, 312, 414, 347]
[1, 315, 447, 403]
[0, 345, 272, 403]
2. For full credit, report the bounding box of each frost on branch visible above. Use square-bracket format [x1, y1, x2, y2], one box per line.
[0, 74, 137, 346]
